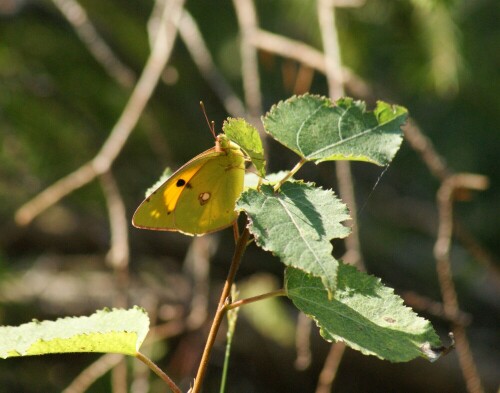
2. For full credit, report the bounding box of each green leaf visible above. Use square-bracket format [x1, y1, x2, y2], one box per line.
[223, 117, 266, 176]
[237, 181, 351, 294]
[285, 265, 442, 362]
[244, 170, 290, 190]
[262, 94, 407, 166]
[0, 307, 149, 359]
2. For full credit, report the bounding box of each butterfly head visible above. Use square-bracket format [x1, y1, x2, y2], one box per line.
[215, 133, 234, 153]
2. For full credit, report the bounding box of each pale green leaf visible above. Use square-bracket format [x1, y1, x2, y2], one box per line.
[237, 181, 351, 294]
[223, 117, 266, 176]
[285, 265, 442, 362]
[262, 94, 406, 165]
[0, 307, 149, 359]
[244, 171, 290, 190]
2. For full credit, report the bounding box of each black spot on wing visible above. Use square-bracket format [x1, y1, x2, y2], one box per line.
[176, 179, 186, 187]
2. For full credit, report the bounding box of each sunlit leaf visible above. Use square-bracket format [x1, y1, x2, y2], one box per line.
[286, 265, 442, 362]
[0, 307, 149, 358]
[223, 117, 266, 176]
[262, 94, 406, 165]
[237, 181, 350, 294]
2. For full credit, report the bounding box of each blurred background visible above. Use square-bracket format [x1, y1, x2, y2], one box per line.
[0, 0, 499, 392]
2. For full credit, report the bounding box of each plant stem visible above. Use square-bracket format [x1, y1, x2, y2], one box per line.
[274, 158, 308, 191]
[225, 288, 287, 310]
[219, 286, 240, 393]
[136, 351, 181, 393]
[191, 228, 251, 393]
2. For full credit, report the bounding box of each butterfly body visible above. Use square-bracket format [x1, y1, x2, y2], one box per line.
[132, 134, 245, 236]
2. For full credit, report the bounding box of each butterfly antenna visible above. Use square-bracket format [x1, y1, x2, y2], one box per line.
[200, 101, 216, 139]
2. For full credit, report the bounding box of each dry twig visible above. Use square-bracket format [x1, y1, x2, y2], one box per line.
[232, 0, 264, 129]
[315, 1, 365, 391]
[15, 0, 186, 227]
[434, 174, 488, 393]
[178, 11, 246, 118]
[62, 354, 124, 393]
[51, 0, 135, 88]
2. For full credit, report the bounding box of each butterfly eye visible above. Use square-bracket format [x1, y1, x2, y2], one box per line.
[176, 179, 186, 187]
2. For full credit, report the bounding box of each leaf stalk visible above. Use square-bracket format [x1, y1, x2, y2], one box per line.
[274, 158, 308, 191]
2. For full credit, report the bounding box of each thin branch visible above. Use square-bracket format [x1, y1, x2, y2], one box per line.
[250, 29, 374, 100]
[232, 0, 264, 128]
[317, 0, 364, 269]
[15, 0, 186, 226]
[136, 351, 182, 393]
[318, 0, 344, 99]
[183, 236, 217, 330]
[225, 288, 286, 310]
[62, 354, 124, 393]
[51, 0, 135, 88]
[99, 171, 129, 274]
[178, 10, 246, 118]
[111, 360, 127, 393]
[315, 342, 346, 393]
[99, 169, 130, 393]
[294, 312, 312, 370]
[191, 228, 251, 393]
[402, 291, 472, 326]
[404, 119, 499, 280]
[403, 119, 451, 181]
[434, 173, 488, 393]
[253, 29, 326, 73]
[315, 1, 365, 390]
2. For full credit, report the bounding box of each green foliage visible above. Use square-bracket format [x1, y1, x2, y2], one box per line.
[0, 307, 149, 358]
[286, 266, 442, 362]
[223, 117, 266, 176]
[235, 94, 440, 362]
[263, 94, 406, 166]
[1, 93, 438, 387]
[238, 181, 350, 295]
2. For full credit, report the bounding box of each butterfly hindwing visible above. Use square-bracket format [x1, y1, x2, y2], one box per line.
[174, 151, 245, 234]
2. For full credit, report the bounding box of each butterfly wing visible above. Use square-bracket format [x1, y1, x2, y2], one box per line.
[174, 150, 245, 234]
[132, 144, 245, 235]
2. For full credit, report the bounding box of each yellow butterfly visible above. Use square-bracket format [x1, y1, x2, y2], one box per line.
[132, 133, 245, 236]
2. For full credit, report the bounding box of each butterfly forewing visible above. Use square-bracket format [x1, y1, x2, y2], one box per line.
[132, 147, 220, 231]
[132, 142, 245, 235]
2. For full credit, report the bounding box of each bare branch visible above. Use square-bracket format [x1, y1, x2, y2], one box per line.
[316, 0, 365, 388]
[294, 312, 312, 370]
[318, 0, 364, 271]
[315, 342, 346, 393]
[15, 0, 186, 226]
[63, 354, 124, 393]
[435, 173, 488, 393]
[232, 0, 263, 123]
[51, 0, 135, 88]
[403, 119, 451, 181]
[183, 236, 218, 330]
[402, 291, 472, 326]
[100, 171, 129, 272]
[178, 10, 246, 118]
